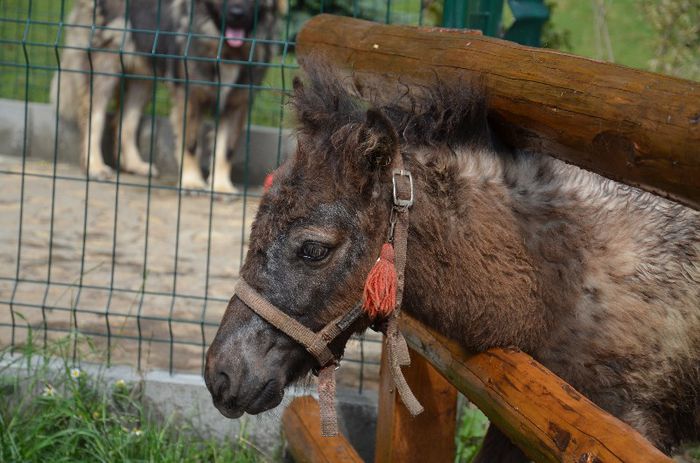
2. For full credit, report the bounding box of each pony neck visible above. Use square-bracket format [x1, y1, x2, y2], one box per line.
[400, 146, 588, 354]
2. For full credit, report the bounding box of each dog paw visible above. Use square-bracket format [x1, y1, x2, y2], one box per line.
[209, 178, 240, 201]
[124, 160, 159, 178]
[180, 172, 208, 194]
[88, 164, 114, 180]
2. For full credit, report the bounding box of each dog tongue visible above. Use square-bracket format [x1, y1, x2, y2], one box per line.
[225, 27, 245, 48]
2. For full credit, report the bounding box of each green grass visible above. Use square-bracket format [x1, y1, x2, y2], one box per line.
[690, 447, 700, 461]
[455, 405, 488, 463]
[0, 333, 266, 463]
[546, 0, 655, 71]
[249, 53, 300, 128]
[0, 0, 67, 103]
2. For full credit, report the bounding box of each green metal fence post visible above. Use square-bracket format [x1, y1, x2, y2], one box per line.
[504, 0, 549, 46]
[442, 0, 468, 28]
[442, 0, 503, 36]
[442, 0, 549, 47]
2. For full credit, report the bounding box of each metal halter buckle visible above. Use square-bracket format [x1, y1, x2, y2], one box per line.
[392, 169, 414, 208]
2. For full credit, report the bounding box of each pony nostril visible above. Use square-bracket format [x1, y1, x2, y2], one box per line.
[214, 370, 231, 399]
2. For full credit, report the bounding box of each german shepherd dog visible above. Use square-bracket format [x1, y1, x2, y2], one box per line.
[52, 0, 281, 194]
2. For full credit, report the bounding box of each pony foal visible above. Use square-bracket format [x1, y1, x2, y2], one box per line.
[206, 63, 700, 461]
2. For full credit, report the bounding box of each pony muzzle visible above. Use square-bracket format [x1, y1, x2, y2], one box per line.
[205, 296, 294, 418]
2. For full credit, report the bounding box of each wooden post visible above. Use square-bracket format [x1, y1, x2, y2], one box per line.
[283, 396, 364, 463]
[375, 342, 458, 463]
[296, 15, 700, 210]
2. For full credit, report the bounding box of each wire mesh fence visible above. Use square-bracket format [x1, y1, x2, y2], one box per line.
[0, 0, 436, 391]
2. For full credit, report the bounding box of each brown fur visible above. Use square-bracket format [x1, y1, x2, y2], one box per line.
[206, 61, 700, 459]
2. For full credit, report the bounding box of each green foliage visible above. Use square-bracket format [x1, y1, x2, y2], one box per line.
[540, 1, 572, 51]
[0, 333, 263, 463]
[288, 0, 365, 21]
[455, 404, 489, 463]
[250, 54, 300, 128]
[546, 0, 655, 71]
[687, 445, 700, 463]
[641, 0, 699, 80]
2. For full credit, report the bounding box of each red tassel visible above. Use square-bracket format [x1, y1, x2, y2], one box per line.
[263, 173, 274, 192]
[362, 243, 397, 319]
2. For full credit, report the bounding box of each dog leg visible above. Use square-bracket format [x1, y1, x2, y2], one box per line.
[210, 101, 247, 197]
[171, 86, 206, 191]
[83, 62, 119, 179]
[119, 79, 158, 177]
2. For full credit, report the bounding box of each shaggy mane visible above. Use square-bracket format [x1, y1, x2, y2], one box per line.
[291, 60, 493, 153]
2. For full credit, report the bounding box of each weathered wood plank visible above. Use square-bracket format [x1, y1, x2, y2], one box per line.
[282, 396, 364, 463]
[375, 344, 458, 463]
[296, 15, 700, 210]
[397, 315, 672, 463]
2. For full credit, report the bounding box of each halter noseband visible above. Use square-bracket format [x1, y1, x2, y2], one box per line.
[235, 280, 364, 370]
[234, 148, 423, 436]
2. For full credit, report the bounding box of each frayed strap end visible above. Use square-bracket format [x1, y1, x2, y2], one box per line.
[387, 317, 411, 366]
[318, 365, 339, 437]
[386, 330, 424, 417]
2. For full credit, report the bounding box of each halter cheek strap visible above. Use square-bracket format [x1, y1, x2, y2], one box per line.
[380, 164, 424, 418]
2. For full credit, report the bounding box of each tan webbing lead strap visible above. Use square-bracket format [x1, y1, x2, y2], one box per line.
[317, 365, 338, 436]
[390, 189, 413, 367]
[384, 151, 424, 416]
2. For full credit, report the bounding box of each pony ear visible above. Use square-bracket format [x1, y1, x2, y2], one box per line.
[361, 108, 399, 169]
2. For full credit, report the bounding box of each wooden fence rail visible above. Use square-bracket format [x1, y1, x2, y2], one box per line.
[395, 315, 672, 463]
[284, 314, 673, 462]
[297, 15, 700, 210]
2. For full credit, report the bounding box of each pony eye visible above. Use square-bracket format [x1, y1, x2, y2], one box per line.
[298, 242, 330, 262]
